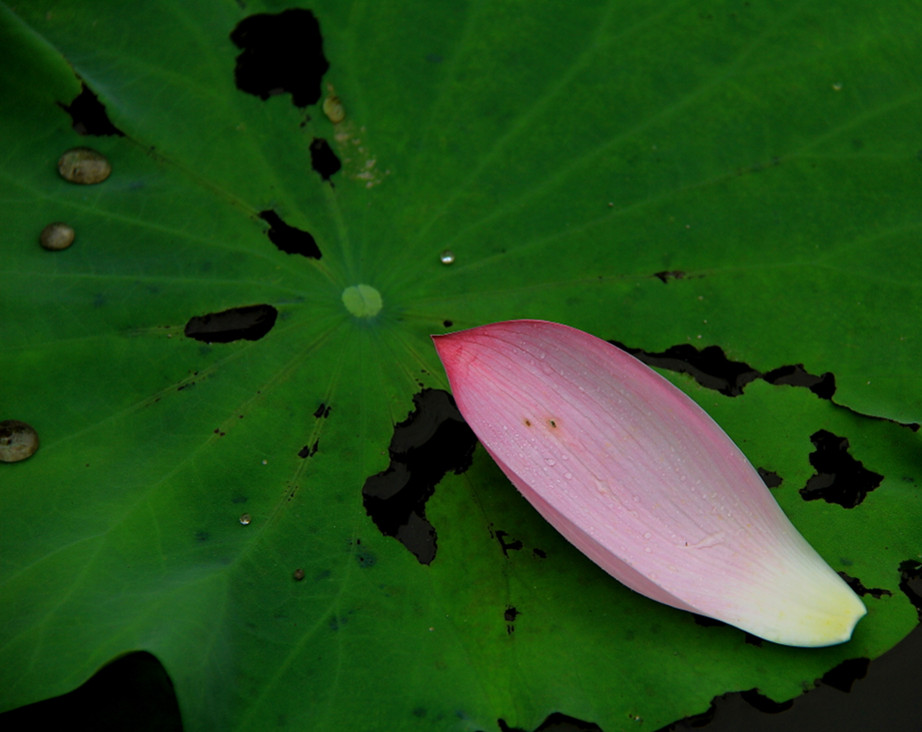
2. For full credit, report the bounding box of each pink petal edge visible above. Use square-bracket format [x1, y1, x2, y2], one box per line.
[433, 320, 866, 647]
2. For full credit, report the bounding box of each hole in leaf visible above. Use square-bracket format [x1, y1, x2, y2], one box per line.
[611, 341, 760, 397]
[898, 559, 922, 620]
[258, 210, 321, 259]
[653, 270, 686, 283]
[230, 8, 329, 107]
[763, 364, 836, 399]
[58, 83, 125, 136]
[611, 340, 844, 404]
[362, 389, 477, 565]
[819, 657, 870, 693]
[0, 651, 181, 730]
[799, 430, 883, 508]
[757, 467, 782, 488]
[184, 304, 278, 343]
[838, 571, 892, 599]
[297, 440, 318, 459]
[310, 137, 342, 182]
[494, 529, 524, 557]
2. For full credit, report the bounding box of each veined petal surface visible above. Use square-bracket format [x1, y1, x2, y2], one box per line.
[433, 320, 866, 647]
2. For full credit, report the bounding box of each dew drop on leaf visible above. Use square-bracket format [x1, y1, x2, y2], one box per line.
[439, 250, 455, 265]
[39, 222, 75, 251]
[322, 94, 345, 123]
[57, 147, 111, 184]
[0, 420, 39, 462]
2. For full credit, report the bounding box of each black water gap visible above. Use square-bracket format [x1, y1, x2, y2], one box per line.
[184, 304, 277, 343]
[362, 389, 477, 564]
[799, 429, 883, 508]
[230, 8, 329, 108]
[309, 137, 341, 182]
[58, 82, 125, 136]
[258, 210, 322, 259]
[611, 340, 837, 399]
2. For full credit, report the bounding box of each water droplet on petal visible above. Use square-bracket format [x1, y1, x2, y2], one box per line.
[563, 471, 573, 480]
[544, 457, 556, 467]
[643, 532, 652, 539]
[439, 250, 455, 265]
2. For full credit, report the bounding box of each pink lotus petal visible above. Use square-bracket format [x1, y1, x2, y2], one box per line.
[432, 320, 866, 647]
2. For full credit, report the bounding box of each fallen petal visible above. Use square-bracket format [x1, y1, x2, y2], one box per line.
[432, 320, 866, 647]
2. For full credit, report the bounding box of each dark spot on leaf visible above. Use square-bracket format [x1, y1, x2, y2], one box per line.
[495, 530, 523, 557]
[757, 467, 782, 488]
[532, 548, 547, 559]
[838, 571, 891, 599]
[799, 430, 883, 508]
[184, 304, 278, 343]
[292, 568, 305, 581]
[763, 364, 836, 399]
[504, 606, 520, 623]
[612, 341, 760, 397]
[297, 441, 318, 459]
[820, 657, 870, 693]
[313, 402, 331, 419]
[443, 319, 453, 328]
[691, 614, 761, 644]
[230, 9, 329, 107]
[58, 82, 125, 136]
[653, 270, 686, 283]
[309, 137, 341, 182]
[194, 531, 209, 542]
[258, 210, 321, 259]
[898, 560, 922, 620]
[362, 389, 477, 565]
[355, 548, 376, 568]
